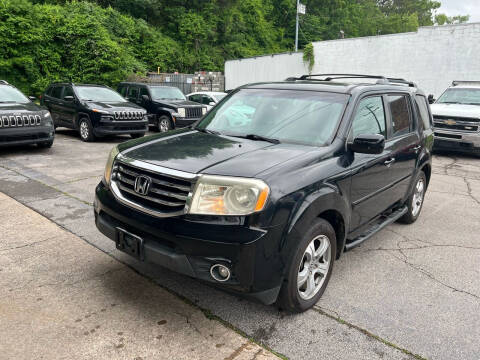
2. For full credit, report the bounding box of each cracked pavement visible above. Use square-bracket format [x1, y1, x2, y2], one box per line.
[1, 130, 479, 360]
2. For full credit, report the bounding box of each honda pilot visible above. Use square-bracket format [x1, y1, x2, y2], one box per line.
[95, 74, 433, 312]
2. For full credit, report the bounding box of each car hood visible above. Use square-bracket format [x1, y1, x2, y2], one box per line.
[119, 129, 315, 177]
[0, 102, 44, 113]
[84, 101, 143, 111]
[431, 103, 480, 118]
[153, 99, 203, 108]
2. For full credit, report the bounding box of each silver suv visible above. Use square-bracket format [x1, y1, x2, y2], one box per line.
[431, 81, 480, 154]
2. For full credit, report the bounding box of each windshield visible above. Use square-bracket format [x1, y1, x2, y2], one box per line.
[0, 86, 30, 104]
[76, 86, 127, 102]
[437, 88, 480, 105]
[150, 87, 186, 100]
[196, 89, 348, 146]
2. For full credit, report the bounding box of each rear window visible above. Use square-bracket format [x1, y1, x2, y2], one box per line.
[415, 95, 432, 130]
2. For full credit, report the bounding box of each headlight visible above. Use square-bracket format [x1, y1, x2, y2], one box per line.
[43, 111, 51, 118]
[177, 108, 186, 118]
[189, 175, 269, 216]
[104, 146, 119, 187]
[202, 107, 207, 115]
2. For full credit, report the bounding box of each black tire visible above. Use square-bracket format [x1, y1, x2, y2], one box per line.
[277, 218, 337, 313]
[78, 118, 95, 142]
[130, 133, 145, 139]
[157, 115, 172, 133]
[37, 139, 54, 148]
[398, 171, 427, 224]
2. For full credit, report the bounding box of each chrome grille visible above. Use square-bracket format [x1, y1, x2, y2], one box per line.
[112, 161, 193, 215]
[0, 114, 41, 128]
[114, 111, 145, 120]
[434, 115, 480, 132]
[185, 107, 203, 119]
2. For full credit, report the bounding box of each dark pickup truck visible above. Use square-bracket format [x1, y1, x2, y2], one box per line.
[96, 74, 434, 312]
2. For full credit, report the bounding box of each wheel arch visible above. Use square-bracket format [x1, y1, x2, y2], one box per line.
[76, 112, 91, 129]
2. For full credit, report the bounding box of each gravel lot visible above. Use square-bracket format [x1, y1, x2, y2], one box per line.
[1, 129, 479, 360]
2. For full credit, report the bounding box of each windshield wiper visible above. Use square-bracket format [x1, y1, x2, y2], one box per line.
[229, 134, 280, 144]
[0, 101, 15, 103]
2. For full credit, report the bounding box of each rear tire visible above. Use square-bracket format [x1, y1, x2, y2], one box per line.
[78, 118, 95, 142]
[398, 171, 427, 224]
[277, 218, 336, 313]
[157, 115, 172, 133]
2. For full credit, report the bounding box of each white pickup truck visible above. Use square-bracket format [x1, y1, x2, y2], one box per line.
[431, 81, 480, 154]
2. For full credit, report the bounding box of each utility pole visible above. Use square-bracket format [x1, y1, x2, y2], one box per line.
[295, 0, 299, 52]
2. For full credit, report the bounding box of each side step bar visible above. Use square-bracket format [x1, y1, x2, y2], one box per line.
[345, 206, 408, 251]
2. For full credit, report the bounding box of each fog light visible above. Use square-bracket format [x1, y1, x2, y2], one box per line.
[210, 264, 231, 282]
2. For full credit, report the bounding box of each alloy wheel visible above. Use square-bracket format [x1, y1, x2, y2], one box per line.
[80, 121, 89, 140]
[297, 235, 331, 300]
[159, 118, 170, 132]
[412, 178, 425, 217]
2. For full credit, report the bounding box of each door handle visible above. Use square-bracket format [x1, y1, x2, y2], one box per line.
[384, 158, 396, 167]
[413, 145, 422, 153]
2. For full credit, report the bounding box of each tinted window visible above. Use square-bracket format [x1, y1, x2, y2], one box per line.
[127, 87, 138, 99]
[352, 96, 386, 138]
[388, 95, 411, 137]
[197, 89, 348, 146]
[139, 88, 149, 97]
[62, 86, 74, 99]
[415, 95, 432, 130]
[51, 86, 63, 99]
[189, 94, 202, 103]
[119, 86, 127, 97]
[202, 95, 213, 105]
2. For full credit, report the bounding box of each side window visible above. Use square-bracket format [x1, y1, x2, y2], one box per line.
[190, 94, 201, 103]
[352, 96, 386, 138]
[202, 95, 213, 105]
[127, 86, 138, 100]
[415, 95, 432, 130]
[139, 87, 149, 98]
[119, 86, 127, 97]
[51, 86, 63, 99]
[387, 95, 412, 137]
[62, 86, 74, 99]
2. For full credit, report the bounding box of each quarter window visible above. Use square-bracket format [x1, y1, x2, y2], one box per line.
[352, 96, 386, 138]
[387, 95, 412, 137]
[415, 95, 432, 130]
[127, 87, 138, 100]
[139, 88, 149, 98]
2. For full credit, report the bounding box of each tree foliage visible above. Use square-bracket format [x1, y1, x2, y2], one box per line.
[1, 0, 469, 95]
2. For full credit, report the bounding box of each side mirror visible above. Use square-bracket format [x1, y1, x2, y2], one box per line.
[348, 134, 385, 155]
[428, 94, 436, 104]
[29, 96, 36, 101]
[141, 95, 150, 103]
[63, 96, 75, 102]
[209, 101, 216, 106]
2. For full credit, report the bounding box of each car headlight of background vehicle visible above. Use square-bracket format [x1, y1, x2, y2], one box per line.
[177, 107, 186, 118]
[189, 175, 269, 216]
[202, 107, 207, 115]
[104, 146, 119, 187]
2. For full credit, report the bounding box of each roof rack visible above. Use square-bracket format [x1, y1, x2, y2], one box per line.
[287, 74, 417, 88]
[452, 80, 480, 86]
[0, 80, 9, 85]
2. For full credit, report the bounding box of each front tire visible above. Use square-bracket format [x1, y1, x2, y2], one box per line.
[398, 171, 427, 224]
[157, 115, 172, 133]
[277, 218, 336, 313]
[78, 118, 95, 142]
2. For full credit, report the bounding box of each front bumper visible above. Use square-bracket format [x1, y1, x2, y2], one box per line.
[94, 119, 149, 136]
[0, 126, 54, 147]
[434, 129, 480, 152]
[174, 117, 201, 128]
[94, 182, 282, 304]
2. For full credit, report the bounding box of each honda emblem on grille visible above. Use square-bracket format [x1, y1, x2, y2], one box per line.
[134, 175, 152, 196]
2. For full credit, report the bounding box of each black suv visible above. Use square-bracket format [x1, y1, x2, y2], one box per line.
[41, 83, 148, 142]
[118, 82, 207, 132]
[0, 80, 54, 148]
[95, 74, 434, 312]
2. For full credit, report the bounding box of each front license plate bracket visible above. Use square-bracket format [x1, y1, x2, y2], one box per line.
[115, 227, 144, 261]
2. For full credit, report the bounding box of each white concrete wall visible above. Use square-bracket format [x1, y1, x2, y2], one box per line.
[225, 23, 480, 97]
[224, 52, 306, 90]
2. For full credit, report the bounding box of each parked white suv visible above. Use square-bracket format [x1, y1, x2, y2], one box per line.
[186, 91, 227, 111]
[431, 81, 480, 154]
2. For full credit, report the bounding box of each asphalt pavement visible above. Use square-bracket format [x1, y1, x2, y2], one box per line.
[0, 129, 479, 360]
